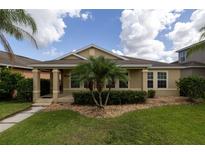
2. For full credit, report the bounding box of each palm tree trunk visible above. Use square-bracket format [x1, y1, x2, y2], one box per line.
[105, 88, 111, 106]
[98, 92, 103, 108]
[91, 90, 101, 108]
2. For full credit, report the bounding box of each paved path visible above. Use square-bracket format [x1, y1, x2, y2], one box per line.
[0, 106, 44, 133]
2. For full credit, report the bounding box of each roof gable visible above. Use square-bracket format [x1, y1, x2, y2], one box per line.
[56, 44, 128, 60]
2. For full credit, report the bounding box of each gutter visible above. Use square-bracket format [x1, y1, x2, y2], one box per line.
[0, 63, 33, 69]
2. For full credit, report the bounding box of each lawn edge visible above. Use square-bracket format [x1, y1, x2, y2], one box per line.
[0, 103, 32, 121]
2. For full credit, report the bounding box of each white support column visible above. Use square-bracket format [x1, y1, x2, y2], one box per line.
[52, 69, 60, 103]
[142, 69, 148, 92]
[32, 68, 40, 102]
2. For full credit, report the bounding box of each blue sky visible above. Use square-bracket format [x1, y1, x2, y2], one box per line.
[0, 9, 203, 62]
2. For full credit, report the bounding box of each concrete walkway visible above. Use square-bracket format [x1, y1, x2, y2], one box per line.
[0, 106, 44, 133]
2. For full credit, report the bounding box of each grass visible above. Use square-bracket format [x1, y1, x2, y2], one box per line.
[0, 103, 205, 144]
[0, 101, 32, 120]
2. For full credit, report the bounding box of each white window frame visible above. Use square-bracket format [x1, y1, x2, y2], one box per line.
[70, 72, 81, 89]
[157, 71, 168, 89]
[179, 51, 186, 63]
[147, 72, 154, 89]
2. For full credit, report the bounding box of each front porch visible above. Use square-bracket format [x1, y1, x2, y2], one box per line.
[32, 68, 148, 105]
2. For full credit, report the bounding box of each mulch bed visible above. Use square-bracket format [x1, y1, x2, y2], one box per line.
[44, 96, 190, 118]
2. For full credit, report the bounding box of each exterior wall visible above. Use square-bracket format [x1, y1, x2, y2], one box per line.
[148, 69, 181, 96]
[181, 68, 205, 78]
[62, 68, 180, 96]
[129, 69, 142, 89]
[11, 68, 49, 79]
[179, 48, 205, 64]
[78, 47, 119, 59]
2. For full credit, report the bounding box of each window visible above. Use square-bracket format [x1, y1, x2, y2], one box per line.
[147, 72, 153, 88]
[71, 73, 80, 88]
[119, 73, 128, 88]
[179, 51, 186, 63]
[157, 72, 167, 88]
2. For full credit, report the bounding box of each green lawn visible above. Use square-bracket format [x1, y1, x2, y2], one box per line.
[0, 101, 32, 120]
[0, 103, 205, 144]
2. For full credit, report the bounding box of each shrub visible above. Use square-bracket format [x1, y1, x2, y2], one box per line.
[176, 76, 205, 99]
[147, 90, 156, 98]
[73, 90, 147, 105]
[0, 68, 24, 100]
[17, 78, 33, 101]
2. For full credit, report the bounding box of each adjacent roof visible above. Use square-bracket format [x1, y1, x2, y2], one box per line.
[0, 51, 40, 69]
[172, 60, 205, 68]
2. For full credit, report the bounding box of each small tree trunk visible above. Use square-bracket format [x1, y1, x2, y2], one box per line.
[98, 92, 103, 108]
[91, 90, 101, 108]
[105, 88, 111, 106]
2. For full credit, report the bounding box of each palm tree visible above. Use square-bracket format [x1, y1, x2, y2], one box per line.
[187, 26, 205, 57]
[73, 56, 127, 108]
[0, 9, 38, 60]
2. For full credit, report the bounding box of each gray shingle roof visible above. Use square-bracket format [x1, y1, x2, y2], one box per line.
[0, 51, 40, 69]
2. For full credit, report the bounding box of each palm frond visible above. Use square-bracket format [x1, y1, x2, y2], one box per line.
[0, 32, 14, 61]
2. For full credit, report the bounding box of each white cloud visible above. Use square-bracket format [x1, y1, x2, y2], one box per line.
[81, 12, 92, 21]
[25, 10, 91, 47]
[42, 47, 63, 57]
[120, 9, 182, 63]
[167, 10, 205, 50]
[112, 49, 124, 55]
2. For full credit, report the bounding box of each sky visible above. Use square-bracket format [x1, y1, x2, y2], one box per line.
[0, 9, 205, 63]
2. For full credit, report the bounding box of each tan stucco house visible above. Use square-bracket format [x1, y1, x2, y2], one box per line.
[31, 44, 204, 104]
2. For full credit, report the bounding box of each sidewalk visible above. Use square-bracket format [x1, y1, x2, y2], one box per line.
[0, 106, 44, 133]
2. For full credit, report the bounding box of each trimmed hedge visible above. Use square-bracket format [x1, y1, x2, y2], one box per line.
[176, 76, 205, 99]
[73, 90, 147, 105]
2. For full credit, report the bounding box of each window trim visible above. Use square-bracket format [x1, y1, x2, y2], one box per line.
[70, 73, 81, 88]
[157, 71, 168, 89]
[179, 51, 186, 63]
[147, 72, 154, 89]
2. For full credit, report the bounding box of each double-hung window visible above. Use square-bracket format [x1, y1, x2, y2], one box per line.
[147, 72, 153, 88]
[119, 73, 128, 88]
[157, 72, 167, 88]
[71, 73, 80, 88]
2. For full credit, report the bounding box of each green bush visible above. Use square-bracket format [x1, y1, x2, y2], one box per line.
[73, 90, 147, 105]
[0, 68, 24, 100]
[176, 76, 205, 99]
[147, 90, 156, 98]
[17, 78, 33, 101]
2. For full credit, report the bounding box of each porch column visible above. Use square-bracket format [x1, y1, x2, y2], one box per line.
[142, 69, 148, 92]
[32, 68, 40, 102]
[52, 69, 59, 103]
[50, 70, 53, 94]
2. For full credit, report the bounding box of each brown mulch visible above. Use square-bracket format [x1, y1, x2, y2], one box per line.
[43, 96, 190, 118]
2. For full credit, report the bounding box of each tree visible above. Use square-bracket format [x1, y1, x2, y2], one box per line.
[73, 56, 127, 108]
[187, 27, 205, 57]
[0, 9, 38, 60]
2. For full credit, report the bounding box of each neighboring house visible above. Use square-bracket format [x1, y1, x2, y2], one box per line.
[0, 51, 49, 79]
[173, 40, 205, 78]
[31, 44, 185, 103]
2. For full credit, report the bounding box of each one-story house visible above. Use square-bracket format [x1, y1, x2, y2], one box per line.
[0, 51, 49, 79]
[30, 43, 205, 104]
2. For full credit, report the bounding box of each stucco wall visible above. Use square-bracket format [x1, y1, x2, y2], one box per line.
[185, 49, 205, 64]
[12, 68, 49, 79]
[148, 69, 181, 96]
[181, 68, 205, 78]
[77, 47, 118, 59]
[61, 68, 180, 96]
[129, 69, 142, 89]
